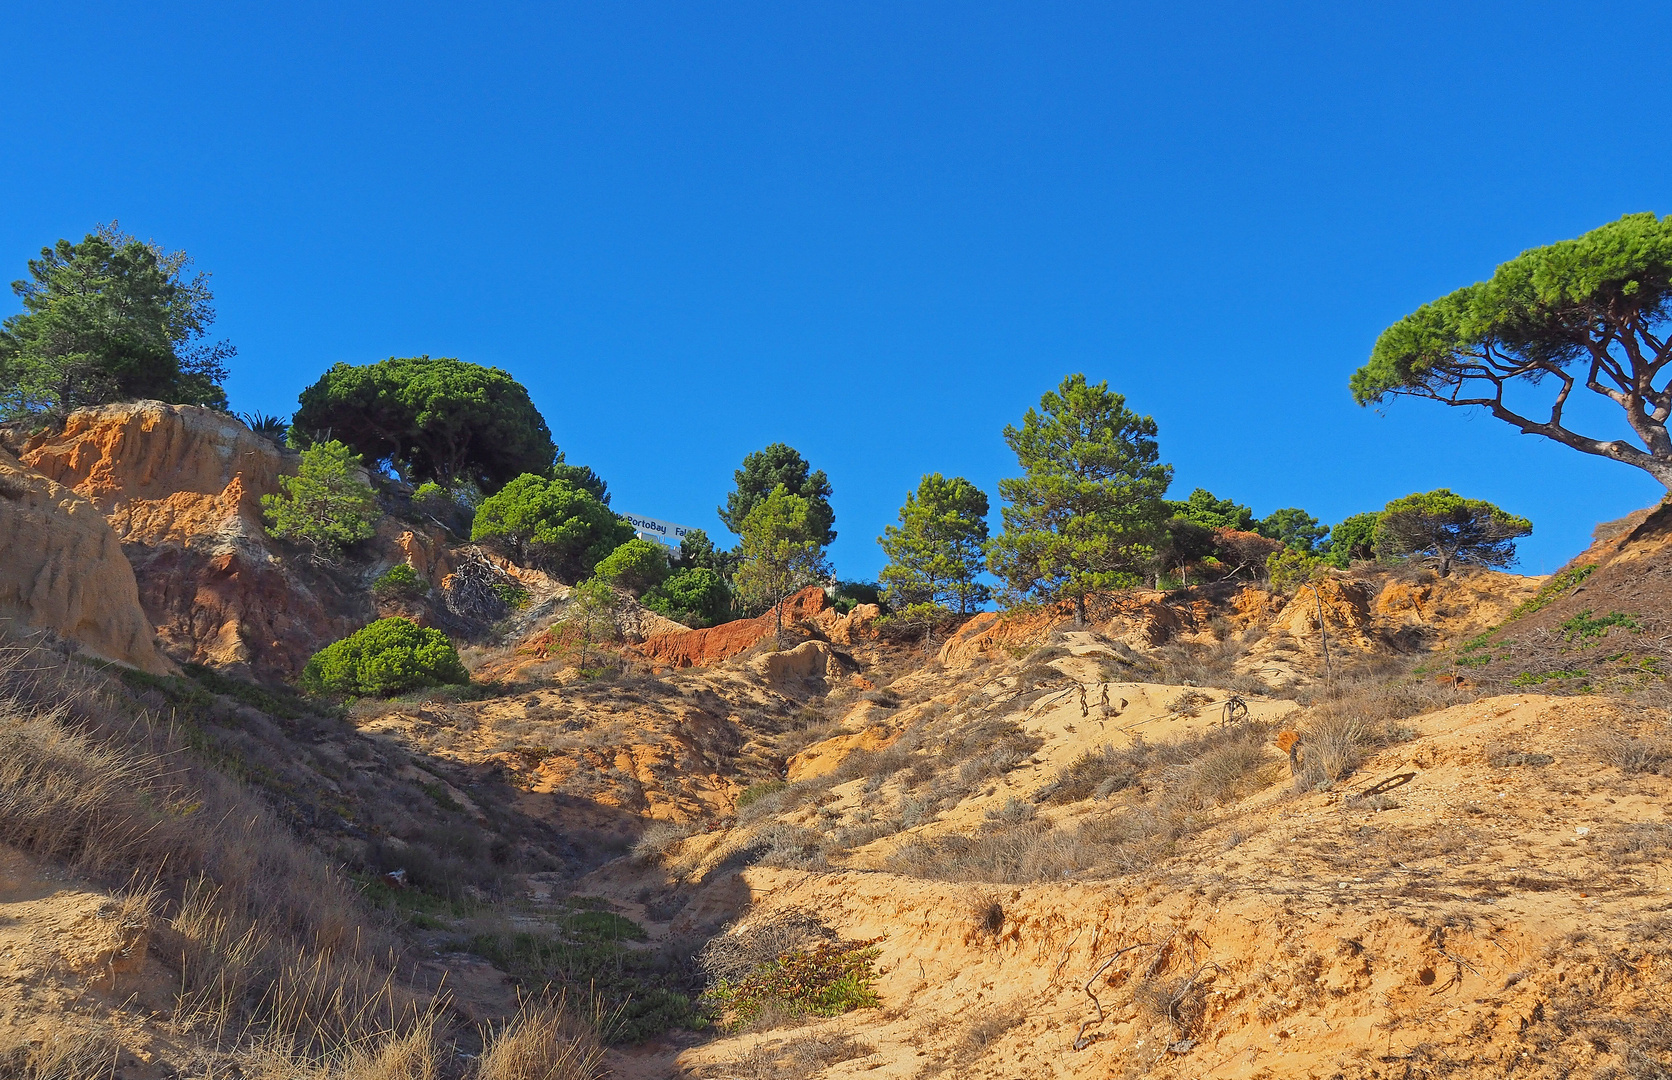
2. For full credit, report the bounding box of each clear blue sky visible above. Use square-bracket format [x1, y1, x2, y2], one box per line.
[4, 2, 1670, 579]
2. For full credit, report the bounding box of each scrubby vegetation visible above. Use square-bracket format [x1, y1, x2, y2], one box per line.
[0, 224, 232, 419]
[372, 561, 428, 600]
[301, 617, 470, 695]
[0, 642, 423, 1063]
[697, 909, 880, 1031]
[458, 900, 702, 1042]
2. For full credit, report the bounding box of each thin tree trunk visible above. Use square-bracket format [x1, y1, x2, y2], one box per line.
[1311, 585, 1332, 682]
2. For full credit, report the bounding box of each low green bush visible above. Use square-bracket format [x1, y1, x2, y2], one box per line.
[703, 938, 882, 1030]
[644, 567, 732, 627]
[736, 780, 788, 809]
[372, 562, 428, 599]
[301, 617, 469, 696]
[1558, 609, 1640, 643]
[592, 538, 670, 596]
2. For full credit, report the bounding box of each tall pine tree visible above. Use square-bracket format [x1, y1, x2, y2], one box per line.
[732, 485, 832, 640]
[988, 374, 1172, 624]
[878, 474, 991, 618]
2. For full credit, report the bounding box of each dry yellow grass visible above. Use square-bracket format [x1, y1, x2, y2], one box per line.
[475, 1002, 606, 1080]
[0, 641, 423, 1062]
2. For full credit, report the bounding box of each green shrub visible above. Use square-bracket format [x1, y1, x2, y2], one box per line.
[372, 563, 428, 599]
[260, 440, 379, 557]
[592, 538, 670, 596]
[703, 938, 882, 1030]
[301, 617, 469, 696]
[470, 473, 633, 581]
[643, 567, 732, 627]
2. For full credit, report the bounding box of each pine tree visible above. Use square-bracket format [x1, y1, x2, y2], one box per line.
[988, 374, 1173, 624]
[732, 485, 831, 640]
[260, 440, 379, 559]
[878, 474, 991, 619]
[1374, 490, 1531, 577]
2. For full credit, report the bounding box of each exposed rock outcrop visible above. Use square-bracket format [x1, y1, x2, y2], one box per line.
[636, 586, 830, 668]
[0, 448, 173, 674]
[750, 640, 833, 685]
[14, 402, 369, 676]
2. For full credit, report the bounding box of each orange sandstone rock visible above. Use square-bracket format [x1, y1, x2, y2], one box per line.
[636, 586, 830, 668]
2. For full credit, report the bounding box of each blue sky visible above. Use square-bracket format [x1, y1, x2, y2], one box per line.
[4, 2, 1670, 579]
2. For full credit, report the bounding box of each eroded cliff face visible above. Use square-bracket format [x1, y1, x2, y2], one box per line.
[14, 402, 369, 676]
[0, 447, 173, 674]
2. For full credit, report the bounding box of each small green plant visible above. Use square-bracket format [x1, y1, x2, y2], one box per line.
[261, 439, 380, 558]
[492, 579, 530, 609]
[301, 617, 470, 696]
[1558, 610, 1640, 643]
[372, 562, 429, 600]
[1510, 669, 1591, 687]
[736, 780, 788, 809]
[1510, 564, 1596, 620]
[1265, 547, 1321, 593]
[703, 938, 883, 1030]
[1454, 632, 1497, 668]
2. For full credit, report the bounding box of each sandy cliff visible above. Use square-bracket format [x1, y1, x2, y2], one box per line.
[13, 402, 368, 675]
[0, 447, 172, 674]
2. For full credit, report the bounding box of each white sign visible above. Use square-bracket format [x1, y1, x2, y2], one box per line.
[621, 512, 697, 545]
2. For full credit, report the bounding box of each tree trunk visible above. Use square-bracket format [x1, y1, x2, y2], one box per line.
[1074, 595, 1087, 627]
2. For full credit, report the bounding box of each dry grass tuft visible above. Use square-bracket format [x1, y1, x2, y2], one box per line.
[1167, 689, 1212, 717]
[0, 1029, 119, 1080]
[950, 1004, 1027, 1066]
[475, 1002, 606, 1080]
[968, 892, 1005, 939]
[1589, 726, 1672, 776]
[1284, 656, 1437, 790]
[886, 721, 1279, 884]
